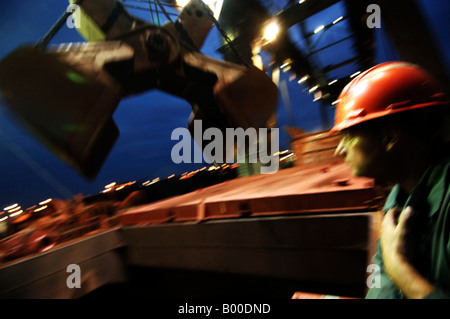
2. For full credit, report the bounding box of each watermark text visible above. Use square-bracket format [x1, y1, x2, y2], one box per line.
[366, 4, 381, 28]
[66, 263, 81, 289]
[66, 4, 81, 29]
[171, 120, 280, 174]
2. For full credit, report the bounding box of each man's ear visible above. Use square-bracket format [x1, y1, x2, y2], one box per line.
[382, 123, 400, 152]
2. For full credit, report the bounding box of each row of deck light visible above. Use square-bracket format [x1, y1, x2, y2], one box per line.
[260, 6, 350, 107]
[313, 15, 344, 34]
[295, 69, 362, 104]
[0, 198, 52, 223]
[263, 12, 344, 44]
[3, 203, 23, 219]
[102, 181, 137, 193]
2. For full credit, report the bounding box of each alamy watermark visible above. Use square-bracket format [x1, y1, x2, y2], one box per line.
[66, 4, 81, 29]
[65, 262, 381, 290]
[366, 4, 381, 29]
[66, 3, 381, 30]
[66, 263, 81, 289]
[171, 120, 280, 174]
[366, 264, 381, 289]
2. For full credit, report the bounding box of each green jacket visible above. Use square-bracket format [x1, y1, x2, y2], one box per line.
[366, 154, 450, 299]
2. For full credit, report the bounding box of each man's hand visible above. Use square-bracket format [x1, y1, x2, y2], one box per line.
[381, 207, 414, 266]
[380, 206, 435, 298]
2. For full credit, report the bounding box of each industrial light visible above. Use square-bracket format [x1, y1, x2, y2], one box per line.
[274, 150, 289, 156]
[9, 210, 23, 217]
[143, 179, 159, 186]
[176, 0, 190, 6]
[298, 0, 307, 4]
[7, 206, 21, 213]
[298, 75, 309, 84]
[333, 16, 343, 24]
[280, 153, 294, 161]
[262, 21, 280, 43]
[350, 71, 361, 78]
[34, 205, 48, 213]
[328, 79, 338, 85]
[4, 203, 18, 211]
[39, 198, 52, 206]
[309, 85, 319, 93]
[280, 61, 290, 69]
[332, 99, 341, 105]
[313, 25, 325, 34]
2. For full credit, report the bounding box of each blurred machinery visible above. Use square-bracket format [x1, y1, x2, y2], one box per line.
[0, 131, 385, 298]
[0, 0, 448, 299]
[0, 0, 447, 179]
[0, 0, 278, 179]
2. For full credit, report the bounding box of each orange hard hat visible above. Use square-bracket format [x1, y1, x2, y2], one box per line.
[331, 61, 449, 132]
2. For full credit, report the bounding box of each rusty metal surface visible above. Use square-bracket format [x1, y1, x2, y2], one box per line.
[0, 209, 381, 298]
[0, 199, 119, 264]
[0, 228, 126, 298]
[0, 125, 386, 298]
[0, 123, 386, 298]
[120, 212, 380, 287]
[116, 161, 383, 225]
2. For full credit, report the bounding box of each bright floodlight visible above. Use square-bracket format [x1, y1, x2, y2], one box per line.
[313, 25, 325, 34]
[176, 0, 190, 6]
[263, 21, 280, 43]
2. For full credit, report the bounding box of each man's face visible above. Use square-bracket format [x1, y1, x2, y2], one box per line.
[335, 127, 387, 179]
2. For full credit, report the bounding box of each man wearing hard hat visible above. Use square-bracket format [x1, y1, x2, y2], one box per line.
[332, 62, 450, 299]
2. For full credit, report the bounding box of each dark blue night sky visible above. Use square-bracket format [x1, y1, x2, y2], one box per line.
[0, 0, 448, 210]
